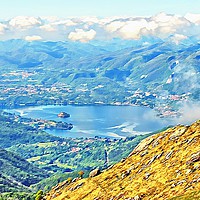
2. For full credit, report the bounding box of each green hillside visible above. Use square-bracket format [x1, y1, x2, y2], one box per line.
[0, 114, 63, 148]
[0, 112, 156, 194]
[0, 148, 49, 193]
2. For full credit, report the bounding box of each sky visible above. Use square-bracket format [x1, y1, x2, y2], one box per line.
[1, 0, 200, 19]
[0, 0, 200, 42]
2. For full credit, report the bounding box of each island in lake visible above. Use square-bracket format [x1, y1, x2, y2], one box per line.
[58, 112, 70, 118]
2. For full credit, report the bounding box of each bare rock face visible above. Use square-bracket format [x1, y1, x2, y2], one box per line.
[89, 168, 101, 178]
[128, 135, 155, 156]
[69, 182, 84, 191]
[187, 151, 200, 165]
[169, 126, 187, 140]
[133, 195, 142, 200]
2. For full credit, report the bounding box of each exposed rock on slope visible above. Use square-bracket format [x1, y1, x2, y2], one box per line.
[45, 120, 200, 200]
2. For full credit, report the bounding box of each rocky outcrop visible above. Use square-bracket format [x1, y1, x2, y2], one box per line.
[187, 151, 200, 164]
[89, 168, 101, 178]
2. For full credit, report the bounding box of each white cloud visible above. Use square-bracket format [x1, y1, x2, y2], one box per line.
[1, 13, 199, 42]
[25, 35, 42, 41]
[118, 19, 148, 39]
[40, 24, 56, 32]
[104, 13, 192, 40]
[52, 19, 77, 26]
[152, 12, 174, 23]
[0, 23, 7, 34]
[76, 16, 99, 24]
[40, 16, 59, 23]
[68, 29, 96, 42]
[105, 21, 125, 32]
[149, 13, 190, 36]
[9, 16, 42, 28]
[176, 102, 200, 124]
[99, 16, 125, 26]
[105, 18, 151, 39]
[171, 34, 188, 44]
[185, 13, 200, 25]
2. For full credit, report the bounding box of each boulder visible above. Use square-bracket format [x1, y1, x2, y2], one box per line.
[147, 155, 157, 166]
[129, 136, 154, 156]
[165, 150, 173, 160]
[188, 151, 200, 164]
[121, 170, 131, 179]
[89, 168, 101, 178]
[69, 182, 84, 191]
[133, 195, 142, 200]
[169, 127, 187, 140]
[144, 172, 151, 180]
[140, 150, 148, 157]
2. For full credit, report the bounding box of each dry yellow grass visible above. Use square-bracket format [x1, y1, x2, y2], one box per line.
[45, 120, 200, 200]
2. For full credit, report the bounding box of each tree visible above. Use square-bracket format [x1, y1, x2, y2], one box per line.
[35, 190, 43, 200]
[67, 177, 72, 183]
[78, 170, 84, 178]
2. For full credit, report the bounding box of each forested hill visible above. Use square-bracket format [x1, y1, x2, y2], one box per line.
[0, 148, 49, 193]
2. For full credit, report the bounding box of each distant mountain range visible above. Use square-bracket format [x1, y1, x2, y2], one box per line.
[0, 39, 199, 116]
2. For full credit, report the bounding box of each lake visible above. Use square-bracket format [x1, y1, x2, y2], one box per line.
[8, 105, 173, 138]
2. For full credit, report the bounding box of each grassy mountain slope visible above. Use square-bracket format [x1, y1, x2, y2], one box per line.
[169, 190, 200, 200]
[45, 120, 200, 200]
[0, 148, 49, 193]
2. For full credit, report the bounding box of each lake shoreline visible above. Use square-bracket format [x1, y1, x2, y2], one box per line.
[5, 104, 173, 139]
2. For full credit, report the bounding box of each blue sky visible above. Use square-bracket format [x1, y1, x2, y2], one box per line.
[1, 0, 200, 19]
